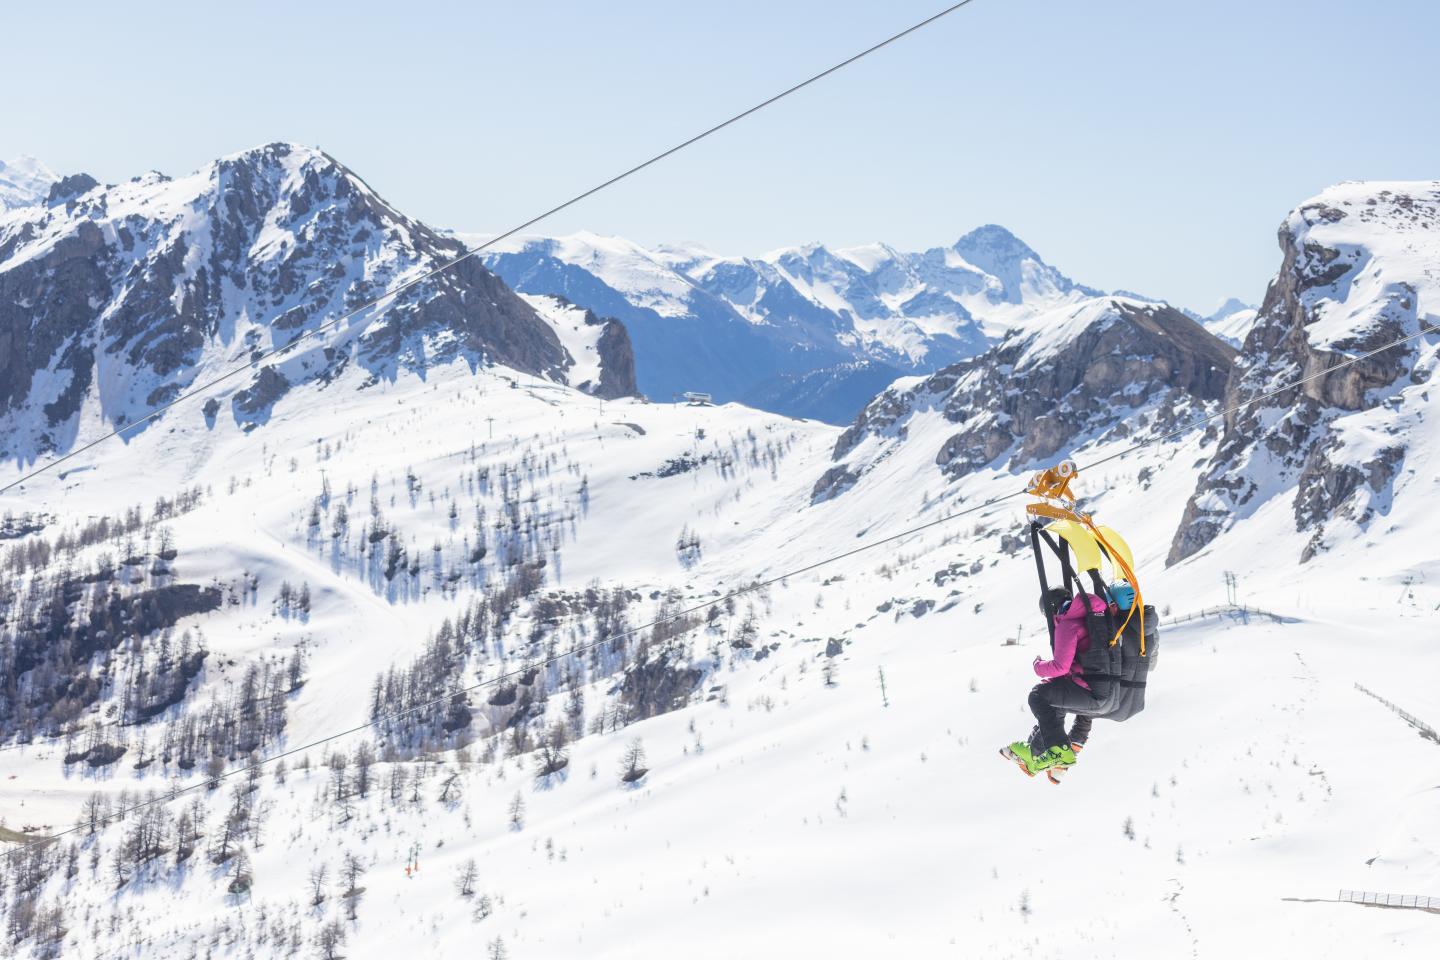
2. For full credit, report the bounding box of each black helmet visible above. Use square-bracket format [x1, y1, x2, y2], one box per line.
[1039, 587, 1070, 619]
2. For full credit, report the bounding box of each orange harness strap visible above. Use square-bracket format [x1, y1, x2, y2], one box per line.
[1084, 519, 1145, 656]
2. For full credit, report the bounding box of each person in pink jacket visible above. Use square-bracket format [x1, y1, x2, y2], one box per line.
[1001, 590, 1109, 777]
[1031, 591, 1107, 687]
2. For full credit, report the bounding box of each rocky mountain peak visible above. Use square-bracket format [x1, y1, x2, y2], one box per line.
[1207, 297, 1254, 320]
[950, 223, 1088, 305]
[0, 143, 584, 459]
[1169, 181, 1440, 565]
[45, 173, 99, 205]
[815, 297, 1234, 502]
[952, 223, 1039, 270]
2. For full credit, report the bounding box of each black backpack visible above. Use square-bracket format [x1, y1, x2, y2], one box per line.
[1107, 605, 1158, 722]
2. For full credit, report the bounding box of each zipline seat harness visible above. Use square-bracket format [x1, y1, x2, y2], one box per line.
[1024, 460, 1157, 722]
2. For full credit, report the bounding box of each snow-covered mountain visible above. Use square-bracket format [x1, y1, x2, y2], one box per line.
[1171, 181, 1440, 566]
[1, 174, 1436, 960]
[481, 225, 1108, 424]
[0, 156, 58, 211]
[1201, 297, 1260, 346]
[816, 297, 1234, 503]
[0, 144, 635, 463]
[478, 231, 844, 416]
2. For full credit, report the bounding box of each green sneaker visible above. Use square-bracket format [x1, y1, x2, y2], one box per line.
[1045, 746, 1080, 785]
[1000, 740, 1044, 777]
[1034, 744, 1077, 771]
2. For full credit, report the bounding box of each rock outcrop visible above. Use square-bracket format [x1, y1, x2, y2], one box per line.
[1169, 182, 1439, 565]
[515, 293, 639, 400]
[591, 314, 639, 400]
[823, 298, 1234, 496]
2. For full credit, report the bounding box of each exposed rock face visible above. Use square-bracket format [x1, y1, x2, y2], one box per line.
[0, 143, 571, 460]
[1169, 183, 1440, 565]
[810, 464, 860, 504]
[591, 315, 639, 400]
[231, 365, 291, 424]
[514, 293, 639, 400]
[832, 384, 914, 461]
[824, 298, 1233, 495]
[0, 220, 111, 428]
[46, 173, 99, 204]
[620, 647, 702, 721]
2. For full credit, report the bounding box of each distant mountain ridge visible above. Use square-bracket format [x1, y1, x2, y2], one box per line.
[481, 227, 1222, 424]
[0, 156, 58, 211]
[1181, 297, 1259, 347]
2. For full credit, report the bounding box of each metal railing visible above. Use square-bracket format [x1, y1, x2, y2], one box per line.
[1160, 603, 1289, 627]
[1339, 890, 1440, 911]
[1012, 601, 1290, 646]
[1354, 683, 1440, 743]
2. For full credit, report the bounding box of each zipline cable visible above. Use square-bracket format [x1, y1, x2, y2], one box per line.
[16, 318, 1437, 850]
[0, 0, 985, 498]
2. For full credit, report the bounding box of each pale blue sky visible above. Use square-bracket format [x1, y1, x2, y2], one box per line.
[5, 0, 1436, 312]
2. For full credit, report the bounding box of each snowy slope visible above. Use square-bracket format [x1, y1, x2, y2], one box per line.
[3, 345, 1434, 960]
[523, 295, 605, 391]
[0, 156, 57, 211]
[2, 182, 1437, 960]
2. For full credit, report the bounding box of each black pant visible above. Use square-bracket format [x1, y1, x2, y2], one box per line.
[1028, 679, 1101, 751]
[1069, 714, 1092, 745]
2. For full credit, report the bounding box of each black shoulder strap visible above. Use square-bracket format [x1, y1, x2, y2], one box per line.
[1029, 522, 1057, 645]
[1035, 526, 1077, 595]
[1089, 569, 1119, 646]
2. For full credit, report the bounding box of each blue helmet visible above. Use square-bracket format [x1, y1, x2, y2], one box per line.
[1110, 582, 1136, 610]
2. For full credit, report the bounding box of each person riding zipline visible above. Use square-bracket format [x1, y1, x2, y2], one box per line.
[1004, 587, 1108, 776]
[1000, 461, 1157, 783]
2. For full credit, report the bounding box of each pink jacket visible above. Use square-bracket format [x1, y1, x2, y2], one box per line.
[1033, 594, 1107, 687]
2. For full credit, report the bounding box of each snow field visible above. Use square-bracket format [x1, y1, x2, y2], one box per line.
[2, 343, 1436, 958]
